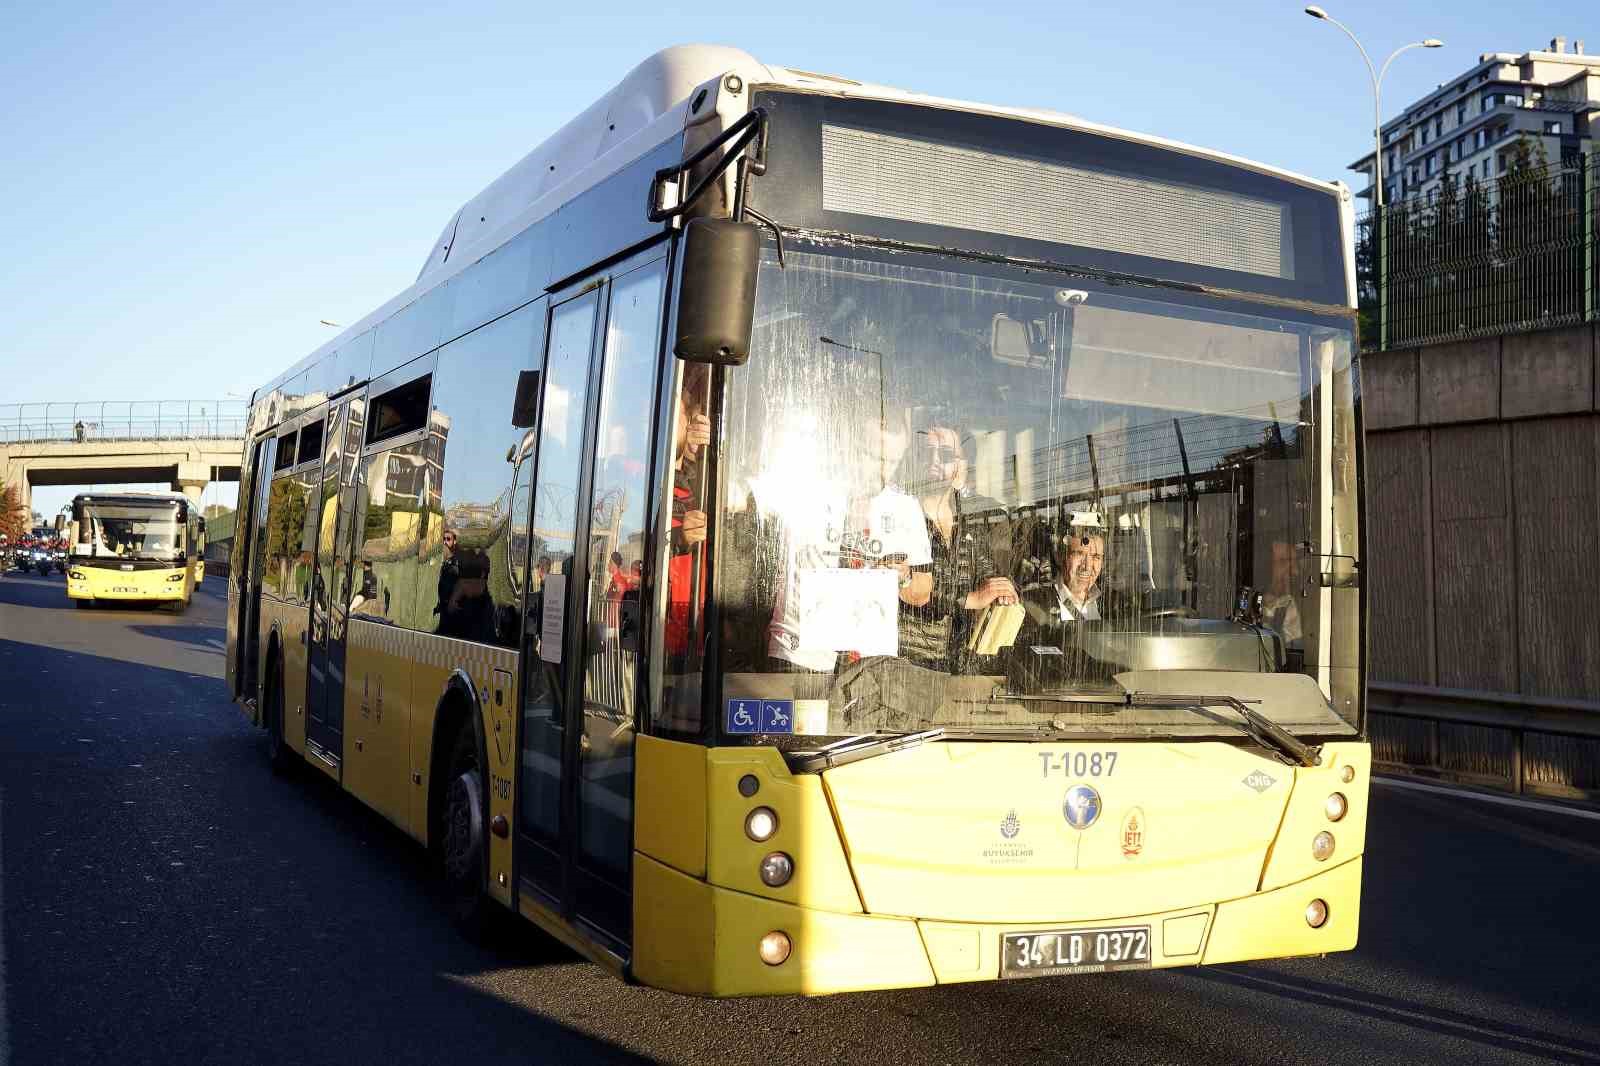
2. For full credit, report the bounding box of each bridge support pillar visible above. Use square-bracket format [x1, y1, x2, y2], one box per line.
[3, 460, 31, 520]
[173, 461, 210, 507]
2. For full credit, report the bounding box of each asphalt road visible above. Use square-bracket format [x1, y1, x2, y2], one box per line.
[2, 567, 1598, 1065]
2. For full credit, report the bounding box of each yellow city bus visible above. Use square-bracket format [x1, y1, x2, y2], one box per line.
[68, 492, 205, 611]
[225, 45, 1368, 997]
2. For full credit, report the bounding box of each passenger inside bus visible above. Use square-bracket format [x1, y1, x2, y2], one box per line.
[665, 363, 711, 658]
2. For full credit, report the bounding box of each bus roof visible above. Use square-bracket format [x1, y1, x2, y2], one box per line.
[423, 45, 1343, 288]
[74, 492, 190, 509]
[258, 44, 1346, 407]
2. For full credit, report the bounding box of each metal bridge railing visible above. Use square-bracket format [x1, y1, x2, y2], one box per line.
[1369, 682, 1600, 807]
[0, 401, 247, 444]
[1357, 148, 1597, 351]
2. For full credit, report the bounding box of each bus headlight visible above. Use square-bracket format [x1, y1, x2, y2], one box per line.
[745, 807, 778, 842]
[1305, 899, 1329, 928]
[759, 852, 793, 887]
[1324, 793, 1348, 821]
[167, 573, 185, 582]
[1311, 831, 1336, 861]
[69, 570, 86, 580]
[758, 930, 792, 966]
[1340, 765, 1356, 783]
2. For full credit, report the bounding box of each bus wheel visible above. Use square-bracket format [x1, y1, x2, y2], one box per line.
[440, 727, 490, 937]
[264, 665, 295, 775]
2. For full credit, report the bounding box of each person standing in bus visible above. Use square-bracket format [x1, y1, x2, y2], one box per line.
[666, 364, 711, 657]
[889, 413, 1017, 669]
[831, 411, 1018, 730]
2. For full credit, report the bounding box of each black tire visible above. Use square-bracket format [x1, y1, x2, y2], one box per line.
[264, 662, 295, 775]
[439, 725, 491, 937]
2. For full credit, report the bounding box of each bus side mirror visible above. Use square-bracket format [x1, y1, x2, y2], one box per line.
[67, 521, 79, 547]
[674, 218, 759, 367]
[511, 370, 541, 428]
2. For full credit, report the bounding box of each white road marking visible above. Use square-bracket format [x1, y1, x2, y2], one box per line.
[1375, 775, 1600, 822]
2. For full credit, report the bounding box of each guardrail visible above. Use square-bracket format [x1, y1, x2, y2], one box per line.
[0, 401, 247, 443]
[1369, 682, 1600, 806]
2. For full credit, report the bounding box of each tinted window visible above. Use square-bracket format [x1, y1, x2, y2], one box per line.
[298, 419, 324, 466]
[428, 302, 544, 647]
[351, 439, 436, 630]
[366, 375, 433, 445]
[273, 432, 298, 471]
[262, 471, 314, 602]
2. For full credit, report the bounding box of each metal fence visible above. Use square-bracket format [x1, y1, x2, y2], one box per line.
[1357, 149, 1598, 351]
[1369, 683, 1600, 806]
[0, 401, 248, 443]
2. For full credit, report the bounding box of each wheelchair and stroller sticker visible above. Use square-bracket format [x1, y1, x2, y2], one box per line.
[726, 698, 795, 734]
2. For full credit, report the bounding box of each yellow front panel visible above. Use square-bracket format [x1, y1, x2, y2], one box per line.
[67, 564, 187, 602]
[625, 735, 1368, 997]
[1260, 742, 1371, 890]
[822, 741, 1292, 923]
[635, 735, 708, 879]
[706, 747, 863, 915]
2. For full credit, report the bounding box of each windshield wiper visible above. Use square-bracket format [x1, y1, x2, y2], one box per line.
[788, 728, 948, 773]
[1127, 691, 1321, 767]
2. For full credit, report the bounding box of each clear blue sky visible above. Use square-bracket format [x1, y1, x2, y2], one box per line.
[4, 0, 1590, 518]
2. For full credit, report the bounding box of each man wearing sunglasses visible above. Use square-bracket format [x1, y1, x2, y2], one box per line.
[884, 415, 1018, 671]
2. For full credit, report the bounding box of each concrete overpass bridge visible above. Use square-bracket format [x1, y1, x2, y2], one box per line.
[1, 401, 245, 514]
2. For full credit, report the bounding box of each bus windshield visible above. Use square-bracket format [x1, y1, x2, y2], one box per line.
[700, 241, 1360, 742]
[75, 501, 186, 562]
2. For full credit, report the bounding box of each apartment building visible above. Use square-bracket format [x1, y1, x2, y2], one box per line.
[1348, 36, 1600, 205]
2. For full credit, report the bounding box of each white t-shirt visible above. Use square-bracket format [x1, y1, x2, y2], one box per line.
[859, 487, 933, 566]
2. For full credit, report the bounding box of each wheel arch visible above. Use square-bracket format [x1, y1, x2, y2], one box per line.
[426, 669, 490, 851]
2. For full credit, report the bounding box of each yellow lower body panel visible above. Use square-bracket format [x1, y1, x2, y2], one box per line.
[633, 854, 934, 997]
[634, 853, 1362, 997]
[1203, 856, 1362, 964]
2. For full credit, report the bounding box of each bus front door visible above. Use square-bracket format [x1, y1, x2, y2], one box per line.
[517, 256, 666, 952]
[305, 397, 364, 766]
[232, 435, 273, 703]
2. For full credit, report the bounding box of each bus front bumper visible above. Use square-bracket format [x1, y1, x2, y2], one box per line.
[633, 854, 1361, 997]
[68, 570, 188, 601]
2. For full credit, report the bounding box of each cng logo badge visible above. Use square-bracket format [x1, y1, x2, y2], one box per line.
[1243, 769, 1277, 793]
[1120, 807, 1146, 858]
[1062, 785, 1101, 830]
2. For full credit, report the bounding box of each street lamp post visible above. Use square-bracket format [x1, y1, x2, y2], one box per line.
[1305, 6, 1442, 349]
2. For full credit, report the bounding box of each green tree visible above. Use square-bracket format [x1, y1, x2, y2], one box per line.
[0, 485, 26, 543]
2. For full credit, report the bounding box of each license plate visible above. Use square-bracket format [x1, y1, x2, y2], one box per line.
[1001, 926, 1151, 978]
[112, 586, 140, 593]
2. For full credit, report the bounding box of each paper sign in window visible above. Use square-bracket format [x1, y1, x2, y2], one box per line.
[540, 574, 566, 663]
[794, 568, 898, 657]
